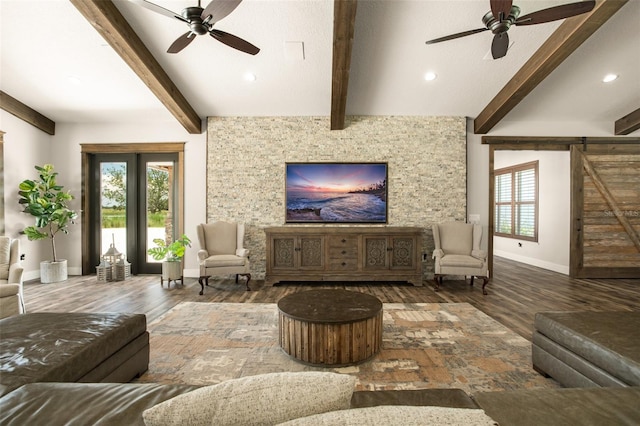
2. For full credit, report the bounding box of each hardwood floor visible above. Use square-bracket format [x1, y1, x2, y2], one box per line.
[22, 257, 640, 341]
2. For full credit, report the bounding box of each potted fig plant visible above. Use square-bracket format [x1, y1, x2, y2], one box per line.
[18, 164, 78, 283]
[148, 234, 191, 286]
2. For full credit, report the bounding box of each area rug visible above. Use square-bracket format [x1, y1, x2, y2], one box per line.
[136, 302, 559, 394]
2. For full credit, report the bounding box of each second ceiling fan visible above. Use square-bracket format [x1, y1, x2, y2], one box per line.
[425, 0, 596, 59]
[129, 0, 260, 55]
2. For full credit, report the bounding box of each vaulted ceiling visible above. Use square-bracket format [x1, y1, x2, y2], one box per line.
[1, 0, 638, 136]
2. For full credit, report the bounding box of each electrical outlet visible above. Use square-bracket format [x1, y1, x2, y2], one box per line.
[20, 254, 26, 260]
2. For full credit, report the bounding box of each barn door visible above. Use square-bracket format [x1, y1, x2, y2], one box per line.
[570, 144, 640, 278]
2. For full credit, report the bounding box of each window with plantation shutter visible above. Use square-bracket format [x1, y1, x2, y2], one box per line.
[494, 161, 538, 241]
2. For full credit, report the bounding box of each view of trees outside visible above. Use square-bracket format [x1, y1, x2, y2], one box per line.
[100, 163, 171, 260]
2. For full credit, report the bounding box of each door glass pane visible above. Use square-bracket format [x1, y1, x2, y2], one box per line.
[146, 161, 173, 263]
[101, 162, 127, 259]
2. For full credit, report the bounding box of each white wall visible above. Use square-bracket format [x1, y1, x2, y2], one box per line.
[493, 150, 570, 274]
[466, 118, 637, 275]
[2, 111, 54, 281]
[2, 114, 207, 279]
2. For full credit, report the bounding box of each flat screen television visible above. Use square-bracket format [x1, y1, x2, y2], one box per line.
[285, 162, 388, 223]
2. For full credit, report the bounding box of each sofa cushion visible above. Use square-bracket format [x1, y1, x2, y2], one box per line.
[534, 311, 640, 386]
[351, 388, 478, 409]
[142, 372, 356, 426]
[278, 405, 497, 426]
[0, 312, 147, 395]
[0, 382, 200, 426]
[474, 386, 640, 426]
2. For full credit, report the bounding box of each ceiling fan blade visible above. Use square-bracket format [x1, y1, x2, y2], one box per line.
[167, 32, 196, 54]
[491, 0, 513, 20]
[491, 32, 509, 59]
[515, 0, 596, 26]
[425, 27, 488, 45]
[201, 0, 243, 22]
[127, 0, 188, 23]
[210, 29, 260, 55]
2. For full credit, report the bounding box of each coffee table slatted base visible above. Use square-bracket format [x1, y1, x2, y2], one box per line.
[279, 311, 383, 366]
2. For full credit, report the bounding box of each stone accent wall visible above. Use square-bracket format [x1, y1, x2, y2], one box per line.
[206, 116, 466, 281]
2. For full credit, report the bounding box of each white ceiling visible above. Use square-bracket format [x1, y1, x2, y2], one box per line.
[1, 0, 638, 132]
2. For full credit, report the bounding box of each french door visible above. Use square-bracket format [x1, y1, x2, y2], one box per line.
[81, 144, 184, 275]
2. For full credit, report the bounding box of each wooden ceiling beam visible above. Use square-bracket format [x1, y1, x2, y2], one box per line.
[474, 0, 628, 134]
[70, 0, 202, 134]
[615, 107, 640, 135]
[0, 91, 56, 135]
[331, 0, 357, 131]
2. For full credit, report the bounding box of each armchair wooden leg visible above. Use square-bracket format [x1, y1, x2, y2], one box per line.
[240, 273, 251, 291]
[198, 276, 210, 296]
[433, 274, 442, 291]
[470, 276, 475, 287]
[481, 277, 489, 295]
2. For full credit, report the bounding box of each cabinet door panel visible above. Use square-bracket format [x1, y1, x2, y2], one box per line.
[272, 237, 295, 269]
[299, 237, 324, 269]
[390, 237, 416, 269]
[363, 237, 389, 270]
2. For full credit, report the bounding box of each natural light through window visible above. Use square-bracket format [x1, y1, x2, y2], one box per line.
[494, 161, 538, 242]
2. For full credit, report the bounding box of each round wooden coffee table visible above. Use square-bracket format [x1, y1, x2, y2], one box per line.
[277, 289, 383, 366]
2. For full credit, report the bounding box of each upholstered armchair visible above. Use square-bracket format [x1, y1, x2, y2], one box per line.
[432, 222, 489, 295]
[0, 237, 25, 318]
[196, 221, 251, 295]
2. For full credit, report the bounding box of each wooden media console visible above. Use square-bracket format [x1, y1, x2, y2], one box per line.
[264, 226, 423, 285]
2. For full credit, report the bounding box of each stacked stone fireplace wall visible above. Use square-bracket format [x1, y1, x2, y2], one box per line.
[206, 116, 466, 281]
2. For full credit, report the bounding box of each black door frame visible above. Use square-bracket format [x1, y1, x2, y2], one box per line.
[80, 143, 185, 275]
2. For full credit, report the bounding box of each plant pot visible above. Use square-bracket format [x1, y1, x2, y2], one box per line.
[162, 260, 183, 286]
[41, 259, 68, 284]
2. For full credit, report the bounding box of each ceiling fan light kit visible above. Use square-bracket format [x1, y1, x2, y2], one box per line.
[129, 0, 260, 55]
[425, 0, 596, 60]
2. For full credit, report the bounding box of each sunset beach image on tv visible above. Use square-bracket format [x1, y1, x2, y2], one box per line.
[285, 163, 388, 223]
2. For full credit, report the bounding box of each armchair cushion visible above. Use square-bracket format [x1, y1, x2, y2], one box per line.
[0, 236, 10, 280]
[440, 254, 484, 269]
[438, 223, 473, 255]
[0, 284, 20, 298]
[201, 222, 237, 256]
[201, 254, 247, 268]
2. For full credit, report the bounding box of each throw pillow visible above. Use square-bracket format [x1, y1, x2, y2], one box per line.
[278, 405, 498, 426]
[142, 372, 356, 426]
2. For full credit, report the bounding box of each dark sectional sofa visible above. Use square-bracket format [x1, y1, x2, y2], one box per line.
[532, 311, 640, 388]
[0, 312, 149, 397]
[1, 311, 639, 425]
[1, 381, 639, 425]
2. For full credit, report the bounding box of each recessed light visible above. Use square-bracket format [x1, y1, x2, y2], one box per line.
[244, 72, 257, 82]
[424, 72, 437, 81]
[67, 75, 82, 85]
[602, 73, 618, 83]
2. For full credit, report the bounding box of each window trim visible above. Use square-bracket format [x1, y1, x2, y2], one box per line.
[494, 160, 539, 242]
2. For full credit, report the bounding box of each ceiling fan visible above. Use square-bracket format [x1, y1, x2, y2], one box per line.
[128, 0, 260, 55]
[425, 0, 595, 59]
